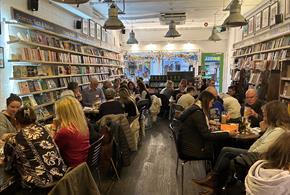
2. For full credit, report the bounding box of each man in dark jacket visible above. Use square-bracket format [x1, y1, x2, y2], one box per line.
[243, 89, 264, 128]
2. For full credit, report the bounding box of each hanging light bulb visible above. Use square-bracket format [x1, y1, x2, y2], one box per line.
[164, 20, 181, 38]
[51, 0, 89, 6]
[223, 0, 247, 27]
[127, 30, 139, 44]
[104, 3, 125, 30]
[208, 26, 221, 41]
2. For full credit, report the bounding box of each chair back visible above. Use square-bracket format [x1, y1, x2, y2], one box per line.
[87, 135, 104, 170]
[137, 99, 150, 111]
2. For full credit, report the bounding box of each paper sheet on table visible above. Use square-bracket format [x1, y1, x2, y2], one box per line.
[220, 124, 239, 133]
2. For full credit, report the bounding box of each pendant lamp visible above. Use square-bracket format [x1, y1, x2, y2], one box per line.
[51, 0, 89, 6]
[208, 26, 221, 41]
[223, 0, 247, 27]
[164, 20, 181, 38]
[104, 3, 125, 30]
[127, 30, 138, 44]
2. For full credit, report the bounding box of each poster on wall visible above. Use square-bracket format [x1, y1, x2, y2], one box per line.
[285, 0, 290, 19]
[255, 12, 262, 31]
[0, 47, 4, 68]
[102, 28, 106, 42]
[262, 7, 270, 28]
[82, 19, 89, 35]
[242, 24, 248, 39]
[248, 17, 254, 34]
[96, 24, 101, 40]
[89, 20, 95, 37]
[270, 2, 279, 26]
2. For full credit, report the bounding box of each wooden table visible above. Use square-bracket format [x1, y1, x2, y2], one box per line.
[233, 133, 260, 140]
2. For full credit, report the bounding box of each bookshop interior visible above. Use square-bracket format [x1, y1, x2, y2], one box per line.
[0, 0, 290, 195]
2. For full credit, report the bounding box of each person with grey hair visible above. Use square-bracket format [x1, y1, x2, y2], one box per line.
[99, 88, 124, 118]
[81, 77, 105, 107]
[243, 88, 265, 128]
[102, 80, 113, 95]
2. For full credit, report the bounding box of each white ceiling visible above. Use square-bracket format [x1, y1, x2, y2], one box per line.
[90, 0, 264, 29]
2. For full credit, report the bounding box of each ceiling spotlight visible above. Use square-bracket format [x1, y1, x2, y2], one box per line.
[164, 20, 181, 38]
[223, 0, 247, 27]
[51, 0, 89, 7]
[208, 26, 221, 41]
[104, 3, 125, 30]
[127, 30, 138, 44]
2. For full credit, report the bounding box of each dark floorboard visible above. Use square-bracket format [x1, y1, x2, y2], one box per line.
[109, 119, 207, 195]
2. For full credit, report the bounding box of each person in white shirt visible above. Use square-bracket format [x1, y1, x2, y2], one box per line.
[220, 93, 241, 123]
[177, 86, 196, 109]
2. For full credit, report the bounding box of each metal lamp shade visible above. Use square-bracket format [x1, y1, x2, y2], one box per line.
[208, 27, 221, 41]
[223, 0, 247, 27]
[51, 0, 89, 4]
[104, 3, 125, 30]
[127, 30, 138, 44]
[164, 21, 181, 38]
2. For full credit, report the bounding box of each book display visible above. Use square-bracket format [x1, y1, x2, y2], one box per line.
[7, 10, 124, 121]
[232, 34, 290, 102]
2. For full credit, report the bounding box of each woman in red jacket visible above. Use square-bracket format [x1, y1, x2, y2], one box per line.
[54, 96, 90, 167]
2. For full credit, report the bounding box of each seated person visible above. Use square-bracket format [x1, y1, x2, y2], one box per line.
[114, 78, 121, 94]
[137, 81, 152, 106]
[178, 91, 232, 160]
[206, 86, 224, 121]
[102, 80, 113, 95]
[193, 100, 290, 193]
[54, 96, 90, 167]
[172, 79, 187, 100]
[0, 94, 22, 140]
[81, 76, 105, 107]
[228, 85, 244, 105]
[160, 80, 174, 100]
[177, 86, 196, 109]
[245, 132, 290, 195]
[219, 93, 241, 123]
[119, 88, 138, 119]
[99, 88, 124, 118]
[5, 106, 67, 189]
[67, 81, 82, 102]
[127, 81, 139, 96]
[243, 88, 265, 128]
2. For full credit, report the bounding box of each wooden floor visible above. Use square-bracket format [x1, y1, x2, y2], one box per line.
[109, 119, 207, 195]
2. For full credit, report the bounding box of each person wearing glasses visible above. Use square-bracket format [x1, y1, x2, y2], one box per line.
[243, 89, 265, 128]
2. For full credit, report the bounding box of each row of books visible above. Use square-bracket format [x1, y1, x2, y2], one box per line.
[14, 47, 122, 65]
[233, 36, 290, 56]
[13, 65, 112, 78]
[15, 29, 120, 60]
[18, 78, 68, 94]
[235, 56, 281, 70]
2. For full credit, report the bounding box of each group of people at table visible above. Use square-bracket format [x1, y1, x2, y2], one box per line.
[161, 79, 290, 194]
[0, 76, 151, 192]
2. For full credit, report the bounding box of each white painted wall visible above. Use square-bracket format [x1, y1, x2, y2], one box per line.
[123, 27, 231, 92]
[0, 0, 121, 109]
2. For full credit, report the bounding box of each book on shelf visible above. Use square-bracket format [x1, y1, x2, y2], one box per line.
[249, 72, 261, 85]
[283, 83, 290, 96]
[27, 81, 36, 92]
[13, 66, 28, 78]
[33, 80, 42, 91]
[37, 66, 53, 76]
[27, 66, 38, 77]
[39, 80, 48, 90]
[22, 95, 38, 107]
[18, 81, 30, 94]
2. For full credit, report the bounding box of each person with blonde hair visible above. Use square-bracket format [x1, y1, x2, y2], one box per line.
[119, 87, 138, 119]
[54, 96, 90, 167]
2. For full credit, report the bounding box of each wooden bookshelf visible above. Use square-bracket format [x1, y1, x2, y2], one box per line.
[6, 9, 125, 122]
[231, 34, 290, 101]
